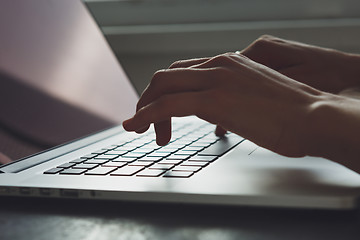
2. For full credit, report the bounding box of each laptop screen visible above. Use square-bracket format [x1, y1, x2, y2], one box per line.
[0, 0, 139, 163]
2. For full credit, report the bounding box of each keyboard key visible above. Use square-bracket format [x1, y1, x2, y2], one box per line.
[173, 140, 193, 145]
[85, 167, 117, 175]
[149, 164, 174, 170]
[102, 161, 127, 168]
[181, 161, 208, 167]
[158, 159, 183, 165]
[137, 169, 166, 177]
[92, 149, 108, 155]
[112, 156, 137, 163]
[195, 139, 217, 144]
[128, 161, 153, 167]
[135, 143, 155, 148]
[172, 166, 202, 172]
[174, 150, 197, 156]
[83, 159, 109, 165]
[57, 162, 76, 168]
[81, 154, 97, 159]
[198, 137, 243, 156]
[110, 166, 144, 176]
[188, 155, 217, 162]
[191, 132, 207, 138]
[158, 146, 182, 152]
[188, 142, 212, 147]
[122, 152, 146, 158]
[182, 146, 204, 151]
[124, 141, 145, 147]
[131, 138, 152, 145]
[151, 148, 175, 153]
[166, 154, 189, 160]
[70, 158, 85, 163]
[166, 142, 187, 148]
[111, 141, 129, 147]
[116, 145, 138, 151]
[163, 171, 194, 178]
[44, 168, 63, 174]
[143, 142, 162, 150]
[60, 169, 87, 175]
[135, 147, 154, 154]
[72, 163, 98, 169]
[94, 154, 117, 160]
[105, 150, 128, 155]
[147, 152, 170, 158]
[137, 156, 163, 162]
[49, 122, 216, 179]
[202, 135, 221, 141]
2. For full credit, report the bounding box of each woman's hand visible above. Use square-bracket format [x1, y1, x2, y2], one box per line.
[123, 37, 360, 173]
[123, 52, 325, 158]
[240, 35, 360, 94]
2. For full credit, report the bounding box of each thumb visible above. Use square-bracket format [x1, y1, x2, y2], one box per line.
[215, 125, 227, 136]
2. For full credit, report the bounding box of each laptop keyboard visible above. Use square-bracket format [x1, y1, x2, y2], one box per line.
[44, 122, 243, 178]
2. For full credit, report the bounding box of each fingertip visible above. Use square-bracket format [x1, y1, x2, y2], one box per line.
[135, 125, 150, 134]
[154, 120, 172, 146]
[122, 119, 133, 131]
[215, 125, 227, 136]
[156, 137, 170, 146]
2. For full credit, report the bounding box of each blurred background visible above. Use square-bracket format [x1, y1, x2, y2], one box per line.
[85, 0, 360, 94]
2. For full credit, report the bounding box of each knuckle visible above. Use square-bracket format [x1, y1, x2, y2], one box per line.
[213, 54, 231, 62]
[251, 35, 281, 50]
[151, 70, 166, 86]
[243, 36, 275, 56]
[169, 60, 183, 69]
[252, 37, 272, 49]
[258, 34, 275, 41]
[223, 52, 236, 57]
[209, 54, 236, 66]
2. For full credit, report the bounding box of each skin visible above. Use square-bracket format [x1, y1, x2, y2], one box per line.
[123, 35, 360, 174]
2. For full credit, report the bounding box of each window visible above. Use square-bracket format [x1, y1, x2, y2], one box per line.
[84, 0, 360, 92]
[85, 0, 360, 26]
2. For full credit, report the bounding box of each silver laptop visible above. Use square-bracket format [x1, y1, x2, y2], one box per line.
[0, 0, 359, 210]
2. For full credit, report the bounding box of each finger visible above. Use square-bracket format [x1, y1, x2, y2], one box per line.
[198, 52, 297, 87]
[191, 53, 250, 70]
[136, 68, 217, 112]
[138, 53, 250, 112]
[169, 57, 210, 69]
[189, 53, 270, 82]
[215, 125, 227, 136]
[154, 119, 172, 146]
[125, 92, 207, 132]
[135, 125, 150, 134]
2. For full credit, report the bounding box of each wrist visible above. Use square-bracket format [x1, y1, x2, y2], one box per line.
[305, 93, 360, 173]
[305, 93, 338, 157]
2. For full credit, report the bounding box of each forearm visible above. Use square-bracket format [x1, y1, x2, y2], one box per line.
[306, 93, 360, 173]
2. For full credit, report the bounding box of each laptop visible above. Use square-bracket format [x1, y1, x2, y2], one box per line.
[0, 0, 359, 210]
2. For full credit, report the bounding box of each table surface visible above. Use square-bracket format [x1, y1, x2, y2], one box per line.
[0, 197, 359, 240]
